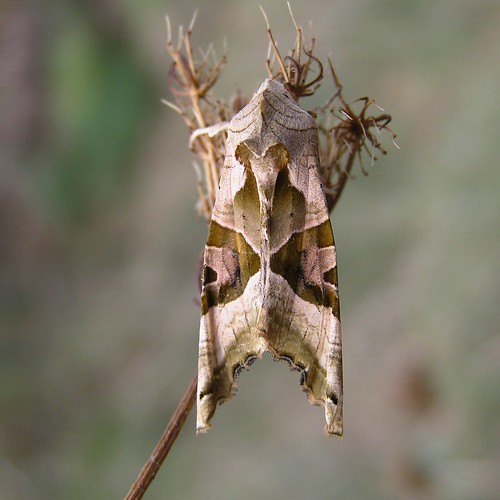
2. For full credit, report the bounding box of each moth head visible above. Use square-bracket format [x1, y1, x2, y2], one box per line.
[235, 143, 289, 171]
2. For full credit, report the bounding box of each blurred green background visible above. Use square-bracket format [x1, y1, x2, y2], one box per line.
[1, 0, 499, 498]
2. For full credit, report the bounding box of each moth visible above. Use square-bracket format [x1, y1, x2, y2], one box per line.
[197, 79, 343, 436]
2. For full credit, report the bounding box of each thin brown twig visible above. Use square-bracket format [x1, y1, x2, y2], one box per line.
[124, 375, 198, 500]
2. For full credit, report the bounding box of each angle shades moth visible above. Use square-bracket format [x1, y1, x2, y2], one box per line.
[197, 78, 343, 436]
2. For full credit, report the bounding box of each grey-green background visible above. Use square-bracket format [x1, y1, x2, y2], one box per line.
[1, 1, 499, 499]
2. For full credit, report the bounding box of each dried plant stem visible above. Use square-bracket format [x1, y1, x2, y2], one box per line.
[326, 141, 360, 212]
[124, 375, 198, 500]
[165, 14, 228, 219]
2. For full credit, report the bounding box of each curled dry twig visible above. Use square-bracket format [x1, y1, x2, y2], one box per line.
[319, 60, 399, 210]
[164, 6, 397, 220]
[261, 4, 398, 210]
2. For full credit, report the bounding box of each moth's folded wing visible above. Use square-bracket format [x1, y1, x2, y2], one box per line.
[268, 218, 343, 436]
[197, 168, 265, 432]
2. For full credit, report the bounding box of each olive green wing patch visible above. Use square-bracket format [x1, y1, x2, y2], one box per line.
[201, 220, 260, 315]
[270, 219, 339, 315]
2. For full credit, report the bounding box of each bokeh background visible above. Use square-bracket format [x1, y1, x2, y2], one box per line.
[1, 0, 499, 498]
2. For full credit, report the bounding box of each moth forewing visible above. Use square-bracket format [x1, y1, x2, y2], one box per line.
[197, 79, 343, 436]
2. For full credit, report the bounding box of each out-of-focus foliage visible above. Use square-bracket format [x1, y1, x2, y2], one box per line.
[1, 1, 499, 499]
